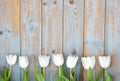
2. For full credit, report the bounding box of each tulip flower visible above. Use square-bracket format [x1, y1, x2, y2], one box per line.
[52, 53, 68, 81]
[81, 56, 96, 81]
[6, 54, 17, 65]
[19, 56, 29, 81]
[66, 55, 78, 81]
[52, 53, 64, 67]
[34, 54, 50, 81]
[52, 53, 64, 81]
[4, 54, 17, 81]
[19, 56, 29, 69]
[38, 55, 50, 68]
[99, 56, 112, 81]
[99, 56, 111, 69]
[66, 55, 78, 69]
[81, 56, 95, 70]
[38, 55, 50, 81]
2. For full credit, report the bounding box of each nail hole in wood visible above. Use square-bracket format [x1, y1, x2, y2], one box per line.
[8, 30, 11, 33]
[52, 49, 55, 53]
[72, 49, 77, 55]
[43, 2, 47, 6]
[0, 31, 3, 35]
[69, 0, 74, 4]
[54, 1, 57, 4]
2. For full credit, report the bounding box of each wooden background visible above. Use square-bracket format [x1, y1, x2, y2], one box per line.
[0, 0, 120, 81]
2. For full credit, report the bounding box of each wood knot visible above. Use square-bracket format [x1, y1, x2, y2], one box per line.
[43, 2, 47, 6]
[52, 49, 55, 53]
[0, 31, 3, 35]
[118, 27, 120, 33]
[69, 0, 74, 4]
[72, 49, 77, 55]
[54, 0, 57, 4]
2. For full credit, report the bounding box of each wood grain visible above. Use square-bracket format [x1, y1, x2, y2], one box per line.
[21, 0, 41, 80]
[64, 0, 84, 81]
[84, 0, 105, 80]
[0, 0, 7, 77]
[41, 0, 63, 81]
[0, 0, 21, 81]
[0, 0, 120, 81]
[106, 0, 120, 81]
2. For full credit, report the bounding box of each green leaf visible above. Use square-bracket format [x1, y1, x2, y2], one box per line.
[55, 75, 59, 81]
[60, 75, 69, 81]
[34, 66, 44, 81]
[24, 69, 29, 81]
[106, 74, 112, 81]
[70, 69, 74, 81]
[55, 66, 69, 81]
[60, 66, 65, 75]
[4, 67, 9, 80]
[88, 67, 94, 81]
[0, 76, 4, 81]
[55, 74, 69, 81]
[105, 70, 112, 81]
[96, 69, 103, 81]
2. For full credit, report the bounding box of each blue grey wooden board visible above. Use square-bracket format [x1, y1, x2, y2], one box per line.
[106, 0, 120, 80]
[83, 0, 105, 80]
[41, 0, 63, 81]
[21, 0, 41, 81]
[63, 0, 84, 81]
[0, 0, 20, 81]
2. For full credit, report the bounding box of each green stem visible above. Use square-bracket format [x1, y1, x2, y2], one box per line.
[5, 65, 12, 81]
[43, 67, 45, 81]
[23, 68, 28, 81]
[104, 68, 107, 81]
[59, 66, 61, 81]
[70, 68, 72, 81]
[4, 67, 8, 80]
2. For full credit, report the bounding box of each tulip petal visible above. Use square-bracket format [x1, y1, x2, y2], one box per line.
[19, 56, 29, 69]
[39, 55, 50, 68]
[66, 55, 78, 69]
[6, 54, 17, 65]
[52, 53, 64, 66]
[81, 56, 95, 70]
[99, 56, 111, 68]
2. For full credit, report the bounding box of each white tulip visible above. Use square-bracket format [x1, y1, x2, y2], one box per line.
[52, 53, 64, 66]
[99, 56, 111, 69]
[6, 54, 17, 65]
[19, 56, 29, 69]
[81, 56, 95, 70]
[39, 55, 50, 68]
[66, 55, 78, 69]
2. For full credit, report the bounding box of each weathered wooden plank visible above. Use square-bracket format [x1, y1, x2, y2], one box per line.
[84, 0, 105, 80]
[41, 0, 63, 81]
[63, 0, 84, 81]
[0, 0, 7, 77]
[0, 0, 21, 81]
[106, 0, 120, 81]
[21, 0, 41, 81]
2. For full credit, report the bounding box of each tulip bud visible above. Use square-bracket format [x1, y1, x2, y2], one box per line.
[19, 56, 29, 69]
[39, 55, 50, 68]
[52, 53, 64, 67]
[81, 56, 95, 70]
[66, 55, 78, 69]
[99, 56, 111, 69]
[6, 54, 17, 65]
